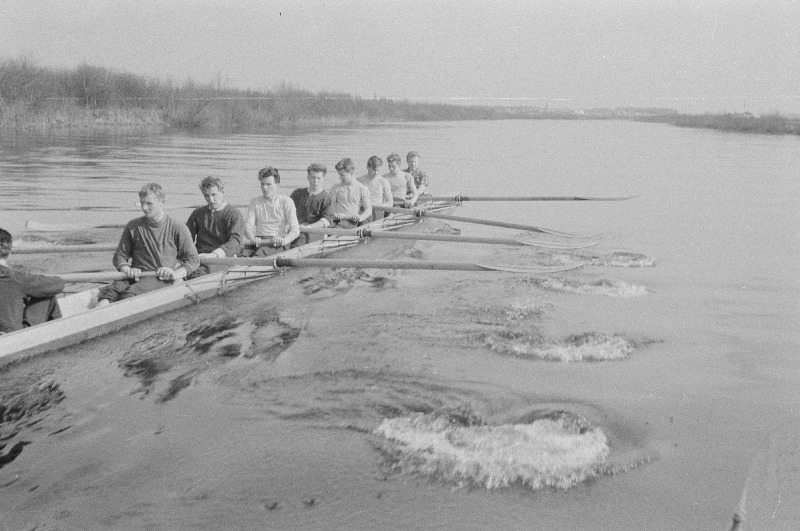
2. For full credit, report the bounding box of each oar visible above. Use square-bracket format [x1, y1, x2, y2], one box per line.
[26, 220, 127, 232]
[14, 244, 118, 255]
[54, 271, 159, 283]
[25, 205, 257, 232]
[429, 195, 637, 202]
[202, 256, 583, 274]
[301, 226, 599, 249]
[374, 206, 600, 239]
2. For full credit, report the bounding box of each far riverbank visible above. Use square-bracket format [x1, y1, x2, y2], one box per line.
[636, 112, 800, 136]
[3, 58, 800, 136]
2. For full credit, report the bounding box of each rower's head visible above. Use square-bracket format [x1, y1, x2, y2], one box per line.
[138, 183, 166, 222]
[199, 176, 226, 211]
[258, 166, 281, 200]
[387, 153, 402, 173]
[0, 228, 12, 260]
[406, 151, 420, 172]
[335, 158, 355, 184]
[306, 163, 327, 192]
[367, 156, 383, 176]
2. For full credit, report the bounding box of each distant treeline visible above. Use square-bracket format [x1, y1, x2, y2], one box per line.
[0, 58, 512, 131]
[638, 112, 800, 135]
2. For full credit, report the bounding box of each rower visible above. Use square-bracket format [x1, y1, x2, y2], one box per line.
[0, 228, 65, 333]
[330, 157, 372, 228]
[357, 155, 392, 221]
[383, 153, 419, 208]
[242, 166, 300, 256]
[96, 183, 200, 307]
[290, 163, 335, 247]
[186, 176, 244, 276]
[404, 150, 431, 203]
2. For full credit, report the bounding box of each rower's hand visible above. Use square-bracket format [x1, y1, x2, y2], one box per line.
[198, 252, 215, 261]
[271, 236, 287, 247]
[402, 199, 412, 208]
[121, 265, 141, 281]
[157, 267, 183, 281]
[349, 215, 361, 224]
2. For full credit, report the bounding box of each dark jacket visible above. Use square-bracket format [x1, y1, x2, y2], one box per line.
[0, 264, 65, 333]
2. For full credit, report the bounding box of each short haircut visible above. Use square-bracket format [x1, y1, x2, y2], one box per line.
[406, 151, 420, 159]
[200, 176, 224, 192]
[386, 153, 401, 164]
[307, 163, 327, 175]
[367, 156, 383, 170]
[335, 158, 355, 173]
[0, 228, 11, 259]
[139, 183, 165, 202]
[258, 166, 281, 183]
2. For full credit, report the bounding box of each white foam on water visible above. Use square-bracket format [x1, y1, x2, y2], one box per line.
[375, 412, 609, 490]
[596, 253, 657, 268]
[502, 301, 545, 320]
[482, 331, 632, 362]
[550, 252, 656, 268]
[538, 277, 649, 297]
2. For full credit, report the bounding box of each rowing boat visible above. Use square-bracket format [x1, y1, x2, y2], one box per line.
[0, 201, 456, 365]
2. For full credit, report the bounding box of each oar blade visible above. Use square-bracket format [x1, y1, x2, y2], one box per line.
[475, 262, 586, 274]
[514, 238, 601, 250]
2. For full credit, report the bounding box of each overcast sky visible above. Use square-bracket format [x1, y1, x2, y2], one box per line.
[2, 0, 799, 113]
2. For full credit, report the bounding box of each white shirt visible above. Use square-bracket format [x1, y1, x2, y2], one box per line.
[244, 194, 300, 242]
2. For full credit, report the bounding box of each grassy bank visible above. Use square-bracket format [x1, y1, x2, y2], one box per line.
[0, 58, 514, 132]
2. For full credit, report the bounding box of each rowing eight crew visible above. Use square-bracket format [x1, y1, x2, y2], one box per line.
[0, 152, 430, 332]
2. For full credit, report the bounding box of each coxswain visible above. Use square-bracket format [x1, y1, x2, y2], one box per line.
[0, 228, 65, 333]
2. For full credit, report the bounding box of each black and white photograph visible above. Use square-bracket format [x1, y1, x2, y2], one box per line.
[1, 1, 798, 529]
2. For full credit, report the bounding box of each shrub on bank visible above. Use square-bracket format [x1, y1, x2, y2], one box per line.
[0, 58, 511, 131]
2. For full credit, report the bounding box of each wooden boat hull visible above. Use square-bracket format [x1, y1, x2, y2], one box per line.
[0, 202, 454, 365]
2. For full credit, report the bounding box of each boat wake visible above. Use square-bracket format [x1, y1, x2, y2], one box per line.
[118, 308, 304, 402]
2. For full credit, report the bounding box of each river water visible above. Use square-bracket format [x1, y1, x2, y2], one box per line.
[1, 120, 799, 530]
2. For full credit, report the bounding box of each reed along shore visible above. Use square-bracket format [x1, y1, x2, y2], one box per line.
[3, 58, 799, 136]
[0, 58, 517, 132]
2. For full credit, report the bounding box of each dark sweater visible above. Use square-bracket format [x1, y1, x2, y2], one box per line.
[112, 215, 200, 274]
[186, 204, 244, 256]
[0, 265, 64, 333]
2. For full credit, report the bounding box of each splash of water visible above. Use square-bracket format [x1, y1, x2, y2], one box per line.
[375, 411, 609, 490]
[480, 330, 633, 362]
[537, 277, 649, 297]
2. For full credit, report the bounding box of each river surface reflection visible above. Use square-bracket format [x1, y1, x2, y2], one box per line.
[1, 120, 798, 529]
